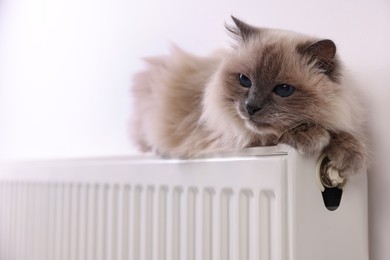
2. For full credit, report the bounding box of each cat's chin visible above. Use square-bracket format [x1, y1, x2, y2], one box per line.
[244, 120, 277, 136]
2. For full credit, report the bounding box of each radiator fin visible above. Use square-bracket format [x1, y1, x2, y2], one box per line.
[259, 190, 276, 260]
[239, 190, 253, 260]
[133, 185, 142, 260]
[187, 187, 197, 260]
[172, 187, 182, 260]
[220, 188, 232, 260]
[202, 188, 213, 260]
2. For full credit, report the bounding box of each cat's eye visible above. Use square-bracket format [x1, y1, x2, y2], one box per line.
[273, 84, 295, 97]
[239, 74, 252, 88]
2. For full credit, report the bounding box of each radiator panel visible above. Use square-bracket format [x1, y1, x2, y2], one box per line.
[0, 146, 368, 260]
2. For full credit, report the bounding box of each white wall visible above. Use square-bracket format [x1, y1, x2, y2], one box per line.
[0, 0, 389, 259]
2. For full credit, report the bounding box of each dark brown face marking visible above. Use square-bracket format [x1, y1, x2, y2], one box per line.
[242, 44, 284, 117]
[253, 44, 283, 87]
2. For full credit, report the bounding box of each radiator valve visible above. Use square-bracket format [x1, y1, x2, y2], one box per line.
[316, 154, 346, 191]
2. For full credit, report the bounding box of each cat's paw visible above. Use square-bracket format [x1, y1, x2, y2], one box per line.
[324, 132, 368, 177]
[279, 123, 330, 155]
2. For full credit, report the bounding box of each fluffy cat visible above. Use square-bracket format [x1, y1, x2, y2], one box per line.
[131, 16, 369, 177]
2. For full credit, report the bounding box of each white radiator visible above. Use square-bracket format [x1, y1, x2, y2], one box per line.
[0, 145, 368, 260]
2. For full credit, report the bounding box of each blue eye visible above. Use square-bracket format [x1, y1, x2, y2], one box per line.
[273, 84, 295, 97]
[239, 74, 252, 88]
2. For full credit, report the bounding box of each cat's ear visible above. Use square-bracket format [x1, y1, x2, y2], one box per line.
[303, 39, 336, 61]
[299, 39, 338, 78]
[226, 16, 258, 42]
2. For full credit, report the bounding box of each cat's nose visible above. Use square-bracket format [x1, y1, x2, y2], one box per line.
[245, 101, 262, 116]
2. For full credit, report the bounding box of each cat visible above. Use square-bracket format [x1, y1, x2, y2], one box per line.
[131, 16, 369, 177]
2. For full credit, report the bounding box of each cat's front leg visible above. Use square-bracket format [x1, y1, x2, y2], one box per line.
[278, 123, 331, 155]
[324, 131, 368, 177]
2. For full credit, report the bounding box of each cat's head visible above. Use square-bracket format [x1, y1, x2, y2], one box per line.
[202, 16, 351, 142]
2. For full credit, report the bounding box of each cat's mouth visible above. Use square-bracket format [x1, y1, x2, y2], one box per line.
[236, 103, 275, 133]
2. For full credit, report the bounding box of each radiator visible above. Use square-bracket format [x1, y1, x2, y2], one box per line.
[0, 145, 368, 260]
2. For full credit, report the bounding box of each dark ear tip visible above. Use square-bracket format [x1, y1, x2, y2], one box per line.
[231, 15, 240, 25]
[321, 39, 337, 57]
[227, 16, 258, 42]
[322, 39, 337, 50]
[317, 39, 337, 55]
[302, 39, 337, 59]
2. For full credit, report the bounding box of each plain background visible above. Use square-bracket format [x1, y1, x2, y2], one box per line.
[0, 0, 389, 259]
